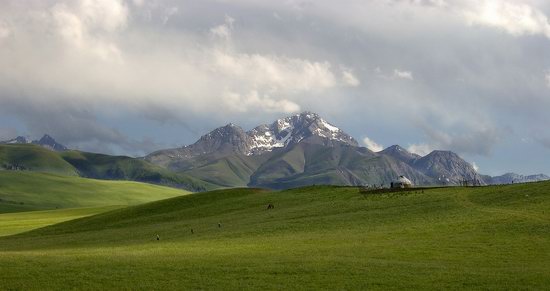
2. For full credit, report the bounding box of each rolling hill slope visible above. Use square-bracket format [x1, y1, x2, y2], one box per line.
[0, 144, 78, 176]
[0, 182, 548, 289]
[0, 171, 190, 213]
[0, 144, 216, 191]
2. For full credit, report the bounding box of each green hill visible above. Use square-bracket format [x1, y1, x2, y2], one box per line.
[0, 144, 215, 191]
[182, 153, 271, 187]
[61, 150, 216, 191]
[0, 171, 190, 213]
[0, 182, 548, 289]
[0, 144, 78, 176]
[0, 206, 121, 237]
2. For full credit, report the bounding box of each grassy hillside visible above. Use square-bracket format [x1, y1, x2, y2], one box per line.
[182, 154, 270, 187]
[0, 206, 121, 236]
[0, 144, 215, 191]
[0, 171, 190, 213]
[0, 182, 548, 289]
[61, 150, 216, 191]
[0, 144, 78, 176]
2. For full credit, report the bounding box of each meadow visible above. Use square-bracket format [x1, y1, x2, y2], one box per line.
[0, 181, 548, 289]
[0, 171, 189, 213]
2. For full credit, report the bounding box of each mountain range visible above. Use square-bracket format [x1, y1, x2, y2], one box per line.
[2, 112, 548, 190]
[0, 134, 68, 151]
[144, 112, 549, 189]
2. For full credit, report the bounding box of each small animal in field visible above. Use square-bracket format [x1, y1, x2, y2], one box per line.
[218, 222, 222, 228]
[156, 234, 160, 241]
[267, 203, 274, 210]
[191, 228, 194, 234]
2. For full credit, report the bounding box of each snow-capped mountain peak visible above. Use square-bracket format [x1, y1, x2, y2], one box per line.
[246, 111, 357, 155]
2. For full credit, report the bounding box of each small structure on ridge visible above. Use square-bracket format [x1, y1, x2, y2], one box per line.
[391, 176, 413, 189]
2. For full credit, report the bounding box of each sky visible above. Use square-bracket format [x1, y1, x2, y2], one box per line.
[1, 0, 550, 176]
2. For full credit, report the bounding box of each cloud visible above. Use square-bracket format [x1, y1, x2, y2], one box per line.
[162, 6, 179, 25]
[407, 143, 434, 156]
[210, 15, 235, 40]
[1, 0, 549, 174]
[0, 1, 358, 152]
[212, 49, 337, 93]
[374, 67, 414, 80]
[392, 0, 550, 39]
[471, 162, 479, 172]
[393, 69, 414, 80]
[223, 91, 300, 113]
[0, 127, 17, 141]
[546, 70, 550, 88]
[411, 123, 503, 156]
[363, 136, 384, 152]
[50, 0, 128, 60]
[342, 69, 360, 86]
[0, 21, 10, 39]
[535, 135, 550, 149]
[461, 1, 550, 38]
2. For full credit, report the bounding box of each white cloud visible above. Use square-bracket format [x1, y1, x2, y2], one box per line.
[363, 136, 384, 152]
[210, 15, 235, 40]
[0, 22, 10, 39]
[224, 91, 300, 113]
[461, 1, 550, 38]
[393, 69, 414, 80]
[162, 6, 179, 25]
[342, 69, 360, 87]
[50, 0, 128, 60]
[545, 70, 550, 88]
[0, 3, 347, 122]
[407, 143, 434, 156]
[374, 67, 414, 81]
[393, 0, 550, 39]
[471, 162, 479, 172]
[213, 50, 337, 93]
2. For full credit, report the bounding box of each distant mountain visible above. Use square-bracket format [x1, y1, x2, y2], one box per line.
[247, 112, 358, 155]
[146, 111, 358, 169]
[0, 134, 68, 152]
[146, 112, 489, 189]
[380, 145, 421, 164]
[249, 142, 435, 189]
[379, 146, 482, 185]
[34, 134, 68, 151]
[488, 173, 550, 185]
[1, 115, 546, 191]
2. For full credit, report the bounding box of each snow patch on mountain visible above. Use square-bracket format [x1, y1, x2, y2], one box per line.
[246, 112, 357, 155]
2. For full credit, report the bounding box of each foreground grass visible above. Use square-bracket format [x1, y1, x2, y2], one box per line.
[0, 171, 190, 213]
[0, 206, 121, 237]
[0, 182, 549, 289]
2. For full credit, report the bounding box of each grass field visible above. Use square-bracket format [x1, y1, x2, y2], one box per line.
[0, 206, 121, 236]
[0, 171, 190, 213]
[0, 182, 549, 289]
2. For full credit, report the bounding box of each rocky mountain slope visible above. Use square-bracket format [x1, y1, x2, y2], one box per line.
[381, 145, 483, 185]
[145, 112, 490, 189]
[487, 173, 550, 185]
[1, 134, 68, 151]
[146, 112, 358, 168]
